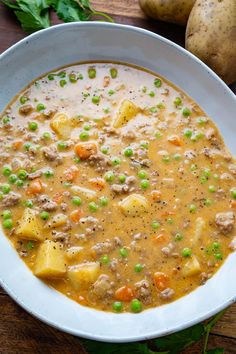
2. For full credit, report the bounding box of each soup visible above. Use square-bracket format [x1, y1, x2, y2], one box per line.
[0, 62, 236, 313]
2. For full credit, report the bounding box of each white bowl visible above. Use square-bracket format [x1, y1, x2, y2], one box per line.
[0, 22, 236, 343]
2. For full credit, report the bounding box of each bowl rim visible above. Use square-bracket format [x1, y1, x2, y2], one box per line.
[0, 21, 236, 343]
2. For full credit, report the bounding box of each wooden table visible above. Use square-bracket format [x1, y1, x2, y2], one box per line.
[0, 1, 235, 353]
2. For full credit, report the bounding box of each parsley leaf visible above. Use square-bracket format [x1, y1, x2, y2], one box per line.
[49, 0, 113, 23]
[2, 0, 50, 32]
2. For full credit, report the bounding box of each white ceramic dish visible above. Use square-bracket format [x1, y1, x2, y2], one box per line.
[0, 22, 236, 343]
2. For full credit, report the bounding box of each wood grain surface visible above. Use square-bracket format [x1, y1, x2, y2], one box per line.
[0, 1, 235, 353]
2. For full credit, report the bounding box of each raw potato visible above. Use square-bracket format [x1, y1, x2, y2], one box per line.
[15, 208, 42, 241]
[113, 100, 140, 128]
[139, 0, 196, 26]
[186, 0, 236, 84]
[34, 240, 66, 278]
[67, 262, 100, 290]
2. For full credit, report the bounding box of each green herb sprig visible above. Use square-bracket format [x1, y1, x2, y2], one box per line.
[2, 0, 113, 33]
[81, 310, 226, 354]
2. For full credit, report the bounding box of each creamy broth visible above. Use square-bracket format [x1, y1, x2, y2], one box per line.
[0, 62, 236, 313]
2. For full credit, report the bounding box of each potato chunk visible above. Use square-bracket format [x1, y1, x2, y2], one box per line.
[67, 262, 100, 290]
[15, 208, 42, 241]
[34, 240, 66, 278]
[119, 193, 148, 216]
[46, 213, 68, 228]
[182, 256, 201, 277]
[191, 217, 206, 244]
[66, 246, 84, 261]
[71, 185, 97, 200]
[50, 113, 74, 139]
[113, 99, 140, 128]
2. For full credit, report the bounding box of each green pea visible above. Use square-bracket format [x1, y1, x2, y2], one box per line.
[44, 169, 54, 178]
[69, 73, 77, 83]
[104, 171, 115, 183]
[142, 86, 147, 93]
[110, 68, 118, 79]
[103, 107, 110, 114]
[113, 301, 123, 312]
[2, 184, 10, 194]
[162, 156, 170, 163]
[213, 174, 219, 180]
[47, 74, 55, 81]
[209, 185, 216, 193]
[72, 196, 82, 206]
[173, 153, 182, 161]
[2, 116, 11, 124]
[157, 102, 165, 109]
[26, 241, 34, 250]
[182, 107, 191, 117]
[189, 204, 197, 213]
[174, 97, 182, 107]
[18, 170, 28, 180]
[123, 147, 133, 157]
[119, 248, 128, 257]
[60, 79, 67, 87]
[89, 201, 99, 212]
[101, 146, 109, 154]
[63, 182, 71, 188]
[58, 71, 66, 78]
[25, 200, 33, 208]
[40, 211, 50, 220]
[138, 170, 147, 179]
[2, 219, 13, 229]
[175, 233, 183, 241]
[24, 142, 32, 151]
[2, 210, 11, 220]
[154, 78, 162, 88]
[215, 252, 223, 260]
[78, 73, 84, 80]
[191, 132, 204, 141]
[200, 176, 208, 184]
[99, 196, 108, 206]
[167, 218, 174, 225]
[182, 248, 192, 257]
[231, 189, 236, 200]
[140, 141, 149, 149]
[88, 67, 96, 79]
[8, 174, 17, 184]
[204, 199, 212, 206]
[16, 179, 24, 187]
[190, 164, 197, 171]
[0, 192, 3, 201]
[57, 141, 67, 150]
[151, 221, 160, 230]
[108, 89, 115, 95]
[74, 157, 81, 163]
[197, 117, 208, 125]
[134, 263, 143, 273]
[155, 131, 163, 139]
[212, 242, 220, 250]
[118, 174, 126, 184]
[111, 157, 121, 166]
[79, 131, 89, 141]
[203, 168, 211, 177]
[100, 254, 110, 264]
[28, 121, 38, 131]
[83, 124, 91, 131]
[2, 165, 12, 176]
[140, 179, 150, 189]
[20, 96, 28, 104]
[150, 106, 158, 114]
[36, 103, 45, 112]
[130, 299, 142, 313]
[184, 128, 193, 138]
[149, 91, 155, 97]
[92, 96, 100, 104]
[43, 132, 51, 139]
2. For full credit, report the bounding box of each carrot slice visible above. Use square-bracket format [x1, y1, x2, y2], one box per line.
[89, 177, 105, 190]
[115, 286, 134, 302]
[230, 200, 236, 209]
[167, 134, 182, 146]
[52, 192, 64, 204]
[154, 272, 170, 291]
[26, 179, 43, 195]
[70, 209, 83, 223]
[12, 140, 23, 150]
[151, 190, 162, 201]
[74, 142, 97, 160]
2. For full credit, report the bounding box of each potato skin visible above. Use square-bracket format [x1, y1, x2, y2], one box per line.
[186, 0, 236, 84]
[139, 0, 196, 26]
